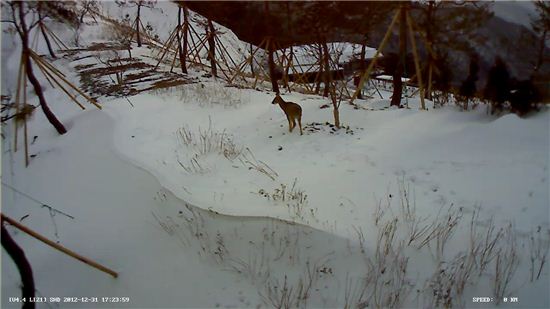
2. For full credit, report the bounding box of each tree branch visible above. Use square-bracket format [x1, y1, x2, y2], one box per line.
[8, 2, 22, 36]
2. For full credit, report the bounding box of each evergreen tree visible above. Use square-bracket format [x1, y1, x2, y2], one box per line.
[484, 57, 511, 114]
[458, 53, 480, 110]
[531, 0, 550, 72]
[510, 78, 539, 116]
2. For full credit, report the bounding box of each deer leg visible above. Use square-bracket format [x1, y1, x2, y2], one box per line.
[298, 117, 303, 135]
[287, 116, 292, 132]
[291, 118, 296, 132]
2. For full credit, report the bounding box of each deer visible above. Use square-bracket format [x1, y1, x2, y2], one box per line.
[272, 93, 303, 135]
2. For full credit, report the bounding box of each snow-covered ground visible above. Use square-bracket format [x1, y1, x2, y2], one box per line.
[2, 2, 549, 308]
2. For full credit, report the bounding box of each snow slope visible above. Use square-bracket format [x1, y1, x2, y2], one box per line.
[106, 86, 549, 238]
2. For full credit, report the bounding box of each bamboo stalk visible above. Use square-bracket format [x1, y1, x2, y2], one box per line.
[289, 52, 315, 92]
[155, 27, 179, 68]
[29, 52, 101, 109]
[1, 214, 118, 278]
[43, 23, 69, 50]
[214, 35, 239, 69]
[33, 58, 86, 110]
[407, 11, 425, 110]
[210, 44, 231, 81]
[153, 25, 177, 58]
[22, 65, 29, 167]
[138, 18, 156, 43]
[229, 37, 265, 84]
[14, 53, 25, 153]
[23, 118, 29, 167]
[188, 23, 210, 57]
[30, 52, 90, 106]
[350, 8, 400, 103]
[186, 24, 202, 64]
[212, 36, 233, 75]
[34, 55, 56, 89]
[32, 48, 66, 77]
[186, 35, 209, 64]
[169, 42, 178, 72]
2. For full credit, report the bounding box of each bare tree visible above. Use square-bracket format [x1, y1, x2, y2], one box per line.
[2, 223, 35, 309]
[177, 6, 189, 74]
[414, 0, 492, 97]
[4, 1, 67, 134]
[390, 4, 408, 107]
[116, 0, 157, 47]
[78, 0, 100, 24]
[206, 19, 217, 78]
[531, 0, 550, 72]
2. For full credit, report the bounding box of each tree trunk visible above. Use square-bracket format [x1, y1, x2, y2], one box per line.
[19, 3, 67, 134]
[207, 20, 217, 77]
[136, 4, 141, 47]
[333, 105, 340, 128]
[280, 48, 289, 91]
[38, 9, 56, 59]
[40, 24, 56, 58]
[424, 2, 434, 100]
[315, 43, 323, 94]
[177, 8, 187, 74]
[249, 44, 255, 75]
[2, 224, 35, 309]
[322, 40, 330, 97]
[267, 39, 279, 93]
[358, 41, 366, 99]
[182, 7, 189, 72]
[535, 29, 547, 72]
[391, 5, 407, 107]
[285, 46, 293, 93]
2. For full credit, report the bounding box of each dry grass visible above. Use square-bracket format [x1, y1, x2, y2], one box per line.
[257, 178, 309, 220]
[175, 119, 242, 174]
[152, 177, 545, 308]
[178, 82, 250, 108]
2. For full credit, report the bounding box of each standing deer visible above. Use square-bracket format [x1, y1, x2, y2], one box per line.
[272, 93, 303, 135]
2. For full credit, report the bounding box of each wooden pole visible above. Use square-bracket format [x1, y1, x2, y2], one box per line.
[29, 52, 101, 109]
[214, 35, 238, 70]
[176, 7, 187, 74]
[169, 42, 179, 73]
[206, 20, 217, 77]
[33, 55, 56, 89]
[1, 214, 118, 278]
[350, 8, 401, 103]
[34, 57, 86, 110]
[39, 20, 56, 58]
[31, 49, 65, 77]
[186, 23, 202, 64]
[23, 68, 29, 167]
[14, 53, 25, 153]
[229, 37, 265, 84]
[266, 38, 279, 93]
[44, 25, 69, 50]
[186, 33, 209, 64]
[154, 27, 179, 68]
[406, 11, 426, 110]
[154, 25, 177, 59]
[182, 6, 189, 72]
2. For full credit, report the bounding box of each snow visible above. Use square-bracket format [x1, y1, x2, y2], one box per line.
[105, 84, 549, 238]
[2, 1, 550, 308]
